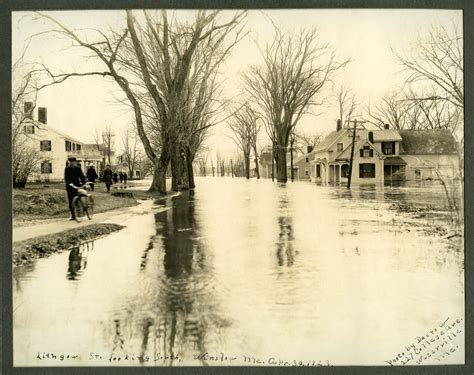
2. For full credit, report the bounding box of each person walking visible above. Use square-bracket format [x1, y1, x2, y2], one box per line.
[103, 164, 113, 192]
[123, 172, 128, 185]
[119, 172, 123, 184]
[113, 172, 119, 184]
[86, 163, 98, 191]
[64, 157, 86, 220]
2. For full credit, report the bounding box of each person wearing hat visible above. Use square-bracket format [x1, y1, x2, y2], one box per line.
[103, 164, 113, 192]
[86, 163, 98, 191]
[64, 157, 86, 220]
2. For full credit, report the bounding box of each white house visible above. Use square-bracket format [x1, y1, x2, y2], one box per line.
[22, 105, 102, 182]
[310, 122, 459, 185]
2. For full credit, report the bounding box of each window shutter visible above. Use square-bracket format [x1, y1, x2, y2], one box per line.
[360, 149, 363, 157]
[370, 149, 374, 157]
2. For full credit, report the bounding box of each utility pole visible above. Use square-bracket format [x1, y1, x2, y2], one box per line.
[346, 119, 366, 189]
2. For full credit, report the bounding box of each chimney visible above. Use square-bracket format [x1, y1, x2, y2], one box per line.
[384, 123, 390, 130]
[336, 119, 342, 131]
[368, 131, 374, 143]
[38, 107, 47, 124]
[307, 145, 314, 154]
[24, 102, 34, 119]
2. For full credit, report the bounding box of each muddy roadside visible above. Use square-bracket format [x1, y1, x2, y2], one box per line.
[13, 183, 142, 224]
[13, 223, 125, 267]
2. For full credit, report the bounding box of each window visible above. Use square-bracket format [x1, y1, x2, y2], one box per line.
[65, 140, 72, 152]
[360, 145, 373, 158]
[359, 163, 375, 178]
[41, 161, 52, 174]
[337, 143, 343, 151]
[382, 142, 395, 155]
[24, 125, 35, 134]
[40, 140, 51, 151]
[316, 164, 321, 178]
[305, 157, 309, 163]
[77, 144, 81, 152]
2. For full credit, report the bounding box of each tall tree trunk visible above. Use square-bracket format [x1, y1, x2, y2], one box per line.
[180, 154, 190, 190]
[186, 147, 195, 189]
[244, 152, 250, 179]
[170, 145, 181, 192]
[253, 146, 260, 179]
[290, 140, 294, 182]
[271, 143, 275, 182]
[276, 144, 288, 182]
[148, 152, 169, 194]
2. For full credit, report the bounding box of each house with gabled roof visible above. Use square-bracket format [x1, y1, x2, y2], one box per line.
[286, 146, 315, 180]
[398, 129, 459, 181]
[22, 104, 103, 182]
[310, 125, 392, 185]
[310, 122, 460, 185]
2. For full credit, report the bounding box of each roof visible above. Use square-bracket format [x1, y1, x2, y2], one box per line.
[32, 121, 83, 144]
[315, 127, 401, 154]
[82, 144, 103, 157]
[287, 151, 314, 166]
[384, 156, 407, 165]
[335, 139, 385, 161]
[399, 129, 458, 155]
[316, 129, 349, 152]
[372, 130, 402, 142]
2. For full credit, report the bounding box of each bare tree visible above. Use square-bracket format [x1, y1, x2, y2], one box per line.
[121, 126, 142, 178]
[335, 85, 357, 128]
[244, 26, 348, 182]
[394, 23, 463, 110]
[33, 10, 245, 194]
[12, 54, 42, 188]
[210, 158, 215, 177]
[93, 125, 115, 165]
[194, 150, 208, 176]
[229, 103, 260, 179]
[365, 92, 410, 129]
[393, 23, 464, 224]
[293, 131, 322, 154]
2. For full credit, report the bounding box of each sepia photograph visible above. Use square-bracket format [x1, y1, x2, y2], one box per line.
[10, 7, 464, 368]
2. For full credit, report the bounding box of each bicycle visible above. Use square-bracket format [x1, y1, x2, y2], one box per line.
[71, 182, 94, 223]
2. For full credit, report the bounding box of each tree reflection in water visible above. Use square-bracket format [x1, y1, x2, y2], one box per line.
[108, 191, 226, 366]
[276, 189, 296, 267]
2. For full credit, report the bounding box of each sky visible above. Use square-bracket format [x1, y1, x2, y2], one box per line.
[12, 9, 462, 158]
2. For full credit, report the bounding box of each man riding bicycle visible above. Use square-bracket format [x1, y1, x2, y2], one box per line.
[64, 157, 86, 221]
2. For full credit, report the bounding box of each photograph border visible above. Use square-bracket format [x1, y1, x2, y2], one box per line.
[1, 0, 472, 374]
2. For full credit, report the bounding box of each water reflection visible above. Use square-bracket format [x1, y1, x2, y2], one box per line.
[105, 191, 223, 365]
[156, 192, 207, 363]
[276, 190, 295, 267]
[67, 240, 94, 280]
[13, 178, 464, 366]
[357, 184, 377, 200]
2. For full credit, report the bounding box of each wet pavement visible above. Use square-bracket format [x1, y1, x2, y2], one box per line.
[13, 177, 464, 366]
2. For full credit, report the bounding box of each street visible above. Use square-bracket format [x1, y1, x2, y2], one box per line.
[13, 177, 464, 366]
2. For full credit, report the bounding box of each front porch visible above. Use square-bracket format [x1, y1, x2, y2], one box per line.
[384, 156, 407, 183]
[328, 162, 350, 184]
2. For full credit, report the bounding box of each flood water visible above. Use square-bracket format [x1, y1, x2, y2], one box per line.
[13, 177, 464, 366]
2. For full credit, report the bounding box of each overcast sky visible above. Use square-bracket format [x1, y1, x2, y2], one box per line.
[12, 9, 462, 157]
